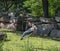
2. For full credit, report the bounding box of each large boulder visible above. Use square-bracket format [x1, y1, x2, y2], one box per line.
[55, 17, 60, 22]
[57, 23, 60, 29]
[50, 29, 60, 38]
[37, 24, 54, 36]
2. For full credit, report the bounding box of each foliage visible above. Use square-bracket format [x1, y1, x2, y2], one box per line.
[0, 0, 14, 11]
[24, 0, 60, 17]
[48, 0, 60, 17]
[0, 0, 60, 17]
[0, 0, 26, 12]
[23, 0, 43, 16]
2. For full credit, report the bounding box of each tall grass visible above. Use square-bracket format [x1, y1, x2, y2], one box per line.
[47, 46, 60, 51]
[21, 38, 34, 51]
[0, 41, 3, 51]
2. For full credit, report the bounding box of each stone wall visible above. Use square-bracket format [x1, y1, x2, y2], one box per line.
[33, 17, 60, 38]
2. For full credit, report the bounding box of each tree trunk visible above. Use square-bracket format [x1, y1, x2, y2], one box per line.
[42, 0, 49, 18]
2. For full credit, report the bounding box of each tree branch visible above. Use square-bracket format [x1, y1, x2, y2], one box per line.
[8, 1, 14, 9]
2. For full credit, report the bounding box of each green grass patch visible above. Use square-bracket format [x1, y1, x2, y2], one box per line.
[0, 29, 60, 51]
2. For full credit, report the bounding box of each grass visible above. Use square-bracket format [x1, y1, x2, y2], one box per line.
[0, 41, 3, 51]
[0, 29, 60, 51]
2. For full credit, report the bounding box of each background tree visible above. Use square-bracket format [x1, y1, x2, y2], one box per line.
[0, 0, 14, 12]
[48, 0, 60, 29]
[0, 0, 59, 17]
[0, 0, 26, 12]
[42, 0, 49, 18]
[23, 0, 60, 17]
[23, 0, 43, 17]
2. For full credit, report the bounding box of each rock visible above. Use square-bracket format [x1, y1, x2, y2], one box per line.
[0, 32, 7, 40]
[40, 17, 52, 23]
[57, 23, 60, 29]
[50, 29, 60, 38]
[37, 24, 54, 36]
[55, 17, 60, 22]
